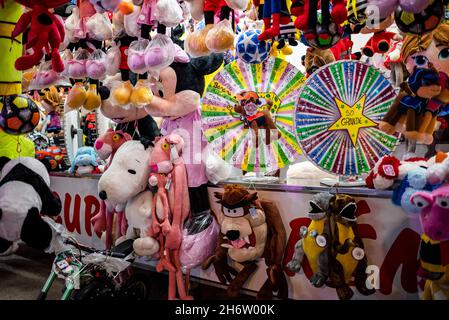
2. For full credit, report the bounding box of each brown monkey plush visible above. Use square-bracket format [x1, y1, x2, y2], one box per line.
[202, 184, 288, 299]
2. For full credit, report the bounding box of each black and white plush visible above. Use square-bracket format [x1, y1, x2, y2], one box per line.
[0, 156, 62, 255]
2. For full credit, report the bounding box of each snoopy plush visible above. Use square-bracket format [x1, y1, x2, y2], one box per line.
[0, 156, 62, 255]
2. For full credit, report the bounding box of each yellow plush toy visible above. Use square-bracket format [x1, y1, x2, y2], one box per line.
[0, 0, 22, 96]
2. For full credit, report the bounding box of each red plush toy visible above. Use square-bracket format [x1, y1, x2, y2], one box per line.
[361, 31, 396, 57]
[11, 0, 66, 72]
[292, 0, 347, 34]
[330, 38, 362, 60]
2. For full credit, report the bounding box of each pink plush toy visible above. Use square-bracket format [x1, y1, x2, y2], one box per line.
[149, 133, 192, 300]
[94, 128, 132, 169]
[411, 185, 449, 299]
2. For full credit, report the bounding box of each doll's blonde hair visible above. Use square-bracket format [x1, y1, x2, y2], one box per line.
[401, 23, 449, 61]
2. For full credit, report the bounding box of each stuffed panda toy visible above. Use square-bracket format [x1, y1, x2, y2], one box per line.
[0, 156, 62, 255]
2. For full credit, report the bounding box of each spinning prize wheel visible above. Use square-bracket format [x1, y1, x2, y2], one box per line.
[202, 57, 305, 172]
[295, 61, 399, 177]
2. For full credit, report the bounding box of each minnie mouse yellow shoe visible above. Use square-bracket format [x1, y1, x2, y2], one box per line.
[66, 82, 87, 109]
[112, 80, 133, 106]
[84, 84, 101, 111]
[130, 79, 153, 107]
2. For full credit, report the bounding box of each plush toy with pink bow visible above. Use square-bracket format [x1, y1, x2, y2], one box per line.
[411, 185, 449, 299]
[148, 133, 192, 300]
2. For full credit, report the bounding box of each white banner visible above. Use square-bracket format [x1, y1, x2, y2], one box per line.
[51, 175, 422, 299]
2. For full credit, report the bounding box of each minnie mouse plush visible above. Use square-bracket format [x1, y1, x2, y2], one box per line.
[144, 53, 223, 220]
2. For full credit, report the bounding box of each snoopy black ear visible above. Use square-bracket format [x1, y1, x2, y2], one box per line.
[98, 86, 110, 101]
[140, 136, 154, 150]
[0, 156, 10, 172]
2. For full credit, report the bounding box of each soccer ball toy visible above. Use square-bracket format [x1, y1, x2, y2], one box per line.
[0, 95, 40, 135]
[236, 30, 271, 64]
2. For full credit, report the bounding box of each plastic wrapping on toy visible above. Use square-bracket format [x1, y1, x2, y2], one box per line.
[225, 0, 247, 10]
[205, 150, 232, 184]
[42, 217, 74, 255]
[110, 80, 133, 108]
[185, 27, 211, 57]
[81, 252, 132, 275]
[154, 0, 183, 28]
[86, 12, 113, 41]
[180, 211, 219, 270]
[29, 61, 70, 91]
[128, 39, 150, 74]
[144, 34, 175, 79]
[67, 49, 89, 79]
[64, 6, 81, 46]
[112, 11, 126, 38]
[86, 49, 107, 80]
[106, 44, 121, 76]
[124, 6, 141, 37]
[205, 19, 235, 53]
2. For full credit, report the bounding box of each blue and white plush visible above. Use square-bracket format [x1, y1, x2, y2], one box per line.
[236, 30, 271, 64]
[69, 146, 99, 174]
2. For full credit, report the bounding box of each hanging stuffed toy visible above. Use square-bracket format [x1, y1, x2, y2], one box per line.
[185, 0, 246, 56]
[0, 157, 61, 255]
[288, 193, 375, 300]
[292, 0, 347, 49]
[144, 53, 223, 237]
[411, 185, 449, 299]
[327, 194, 374, 300]
[384, 41, 406, 88]
[304, 47, 335, 76]
[379, 67, 443, 144]
[39, 86, 64, 134]
[256, 0, 293, 42]
[287, 192, 334, 288]
[0, 0, 23, 96]
[203, 184, 288, 299]
[148, 134, 192, 300]
[11, 0, 67, 72]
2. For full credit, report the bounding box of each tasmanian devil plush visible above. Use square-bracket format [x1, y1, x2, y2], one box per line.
[202, 184, 288, 299]
[0, 156, 61, 255]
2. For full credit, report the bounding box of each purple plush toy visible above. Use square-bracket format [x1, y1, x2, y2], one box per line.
[367, 0, 432, 19]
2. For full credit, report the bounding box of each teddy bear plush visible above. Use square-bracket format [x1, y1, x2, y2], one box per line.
[0, 156, 61, 255]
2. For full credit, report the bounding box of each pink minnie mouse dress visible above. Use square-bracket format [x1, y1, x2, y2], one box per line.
[137, 0, 157, 26]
